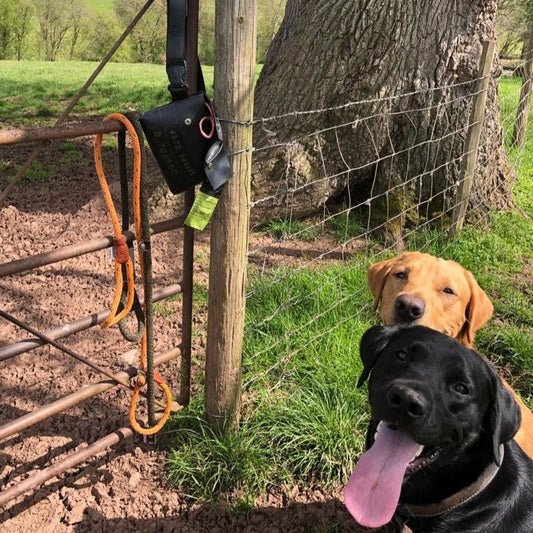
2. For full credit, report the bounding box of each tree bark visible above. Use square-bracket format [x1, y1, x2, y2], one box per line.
[252, 0, 513, 242]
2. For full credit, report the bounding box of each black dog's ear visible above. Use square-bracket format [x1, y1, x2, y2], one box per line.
[485, 368, 522, 466]
[357, 325, 399, 387]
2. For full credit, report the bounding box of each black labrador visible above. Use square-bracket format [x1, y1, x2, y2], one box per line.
[344, 325, 533, 533]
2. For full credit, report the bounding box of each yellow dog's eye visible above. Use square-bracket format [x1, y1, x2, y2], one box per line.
[393, 271, 407, 280]
[443, 287, 454, 295]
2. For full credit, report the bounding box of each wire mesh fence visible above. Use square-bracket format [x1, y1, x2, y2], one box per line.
[240, 59, 529, 395]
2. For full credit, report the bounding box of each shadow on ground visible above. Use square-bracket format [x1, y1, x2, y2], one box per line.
[73, 502, 379, 533]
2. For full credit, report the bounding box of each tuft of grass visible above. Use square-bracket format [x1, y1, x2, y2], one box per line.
[167, 261, 375, 503]
[153, 302, 174, 319]
[259, 218, 320, 242]
[166, 401, 279, 504]
[253, 385, 368, 484]
[326, 208, 366, 243]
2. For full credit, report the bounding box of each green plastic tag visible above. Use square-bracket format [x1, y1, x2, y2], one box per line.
[184, 191, 219, 230]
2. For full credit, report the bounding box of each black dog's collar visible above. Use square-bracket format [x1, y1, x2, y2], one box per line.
[397, 445, 503, 519]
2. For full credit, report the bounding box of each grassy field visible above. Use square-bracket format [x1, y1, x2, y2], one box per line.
[0, 60, 265, 123]
[499, 76, 533, 216]
[1, 64, 532, 508]
[0, 60, 197, 122]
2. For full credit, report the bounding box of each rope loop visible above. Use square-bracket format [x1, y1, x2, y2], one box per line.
[94, 113, 172, 435]
[94, 114, 140, 329]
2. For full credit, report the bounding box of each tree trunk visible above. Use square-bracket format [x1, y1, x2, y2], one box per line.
[252, 0, 513, 243]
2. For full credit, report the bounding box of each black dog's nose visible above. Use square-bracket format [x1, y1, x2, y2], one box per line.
[387, 384, 428, 418]
[394, 294, 426, 321]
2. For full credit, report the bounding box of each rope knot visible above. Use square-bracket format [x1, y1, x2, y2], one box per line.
[113, 235, 130, 264]
[153, 370, 165, 385]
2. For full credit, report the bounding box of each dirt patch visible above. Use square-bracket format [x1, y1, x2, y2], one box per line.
[0, 137, 369, 532]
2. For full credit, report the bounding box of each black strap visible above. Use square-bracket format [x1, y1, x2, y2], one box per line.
[165, 0, 205, 100]
[166, 0, 188, 99]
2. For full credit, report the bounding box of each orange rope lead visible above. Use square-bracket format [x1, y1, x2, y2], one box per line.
[94, 114, 140, 328]
[128, 333, 173, 435]
[94, 113, 172, 435]
[129, 374, 173, 435]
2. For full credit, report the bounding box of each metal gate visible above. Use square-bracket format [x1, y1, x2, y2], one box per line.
[0, 118, 195, 506]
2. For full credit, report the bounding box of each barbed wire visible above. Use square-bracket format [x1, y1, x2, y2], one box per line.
[220, 77, 482, 127]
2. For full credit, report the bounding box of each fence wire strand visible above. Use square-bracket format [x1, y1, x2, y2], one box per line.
[241, 65, 528, 392]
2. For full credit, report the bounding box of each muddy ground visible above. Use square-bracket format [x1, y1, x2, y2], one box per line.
[0, 135, 368, 533]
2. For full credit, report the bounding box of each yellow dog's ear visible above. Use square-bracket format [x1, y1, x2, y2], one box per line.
[367, 258, 395, 311]
[458, 270, 494, 347]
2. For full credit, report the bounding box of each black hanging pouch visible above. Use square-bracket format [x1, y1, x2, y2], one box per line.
[139, 0, 232, 196]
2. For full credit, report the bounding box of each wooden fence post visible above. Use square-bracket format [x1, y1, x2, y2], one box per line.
[205, 0, 257, 430]
[512, 27, 533, 147]
[450, 40, 496, 237]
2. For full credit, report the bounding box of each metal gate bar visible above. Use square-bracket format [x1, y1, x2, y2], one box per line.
[0, 427, 134, 507]
[0, 119, 125, 146]
[0, 216, 186, 278]
[0, 348, 180, 442]
[0, 284, 182, 363]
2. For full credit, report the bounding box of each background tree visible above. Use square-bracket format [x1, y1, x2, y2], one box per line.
[11, 0, 33, 60]
[256, 0, 286, 63]
[68, 2, 90, 60]
[114, 0, 166, 63]
[0, 0, 17, 59]
[33, 0, 74, 61]
[498, 0, 529, 58]
[253, 0, 512, 242]
[79, 14, 124, 62]
[198, 0, 286, 68]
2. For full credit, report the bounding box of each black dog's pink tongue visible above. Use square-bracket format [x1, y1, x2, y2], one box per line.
[344, 424, 420, 529]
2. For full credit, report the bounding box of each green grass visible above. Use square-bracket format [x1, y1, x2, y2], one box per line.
[167, 262, 373, 502]
[12, 140, 89, 184]
[85, 0, 115, 14]
[259, 218, 321, 241]
[0, 60, 213, 123]
[499, 76, 533, 217]
[0, 60, 264, 125]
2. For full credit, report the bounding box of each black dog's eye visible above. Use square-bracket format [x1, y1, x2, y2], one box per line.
[396, 350, 408, 361]
[443, 287, 454, 295]
[393, 271, 407, 280]
[451, 383, 470, 395]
